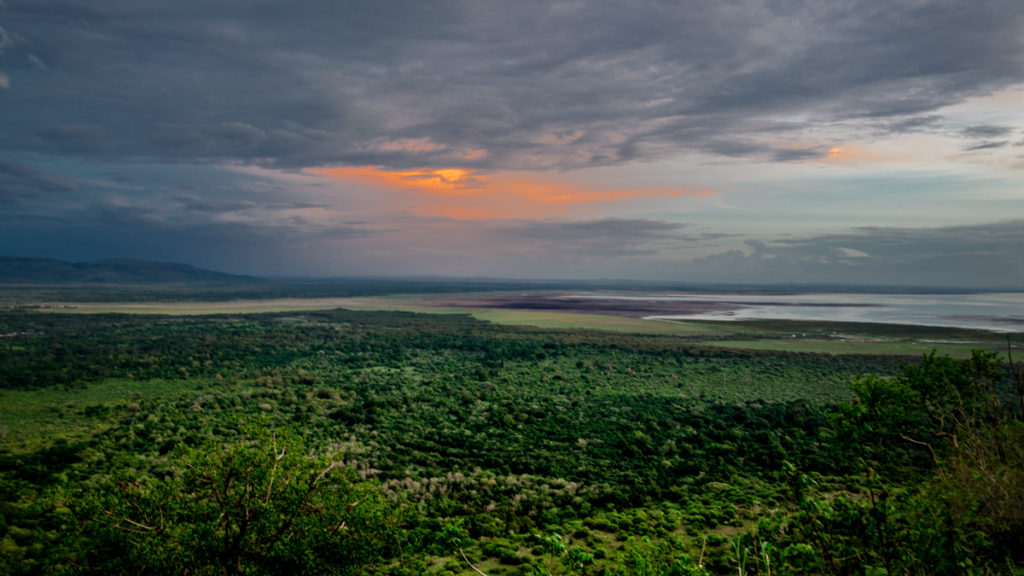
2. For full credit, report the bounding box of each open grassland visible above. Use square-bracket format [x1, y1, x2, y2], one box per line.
[15, 289, 1021, 358]
[30, 293, 501, 316]
[463, 309, 717, 334]
[35, 295, 721, 335]
[699, 338, 1009, 359]
[0, 378, 201, 453]
[686, 318, 1020, 359]
[33, 297, 371, 315]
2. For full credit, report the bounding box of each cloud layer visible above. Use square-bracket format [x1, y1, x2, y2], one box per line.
[1, 0, 1023, 285]
[5, 0, 1024, 169]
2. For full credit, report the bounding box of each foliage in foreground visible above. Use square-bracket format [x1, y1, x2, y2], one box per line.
[74, 427, 404, 575]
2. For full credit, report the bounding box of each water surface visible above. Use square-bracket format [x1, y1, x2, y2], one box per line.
[574, 291, 1024, 333]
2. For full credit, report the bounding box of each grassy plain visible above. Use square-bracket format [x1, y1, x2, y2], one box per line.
[38, 295, 719, 334]
[35, 297, 367, 315]
[698, 338, 1003, 358]
[28, 291, 1020, 358]
[0, 378, 201, 453]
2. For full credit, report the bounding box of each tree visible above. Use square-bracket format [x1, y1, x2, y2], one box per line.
[79, 427, 403, 575]
[845, 350, 1007, 469]
[841, 350, 1024, 570]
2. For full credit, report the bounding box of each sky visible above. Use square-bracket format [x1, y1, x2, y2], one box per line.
[1, 0, 1023, 287]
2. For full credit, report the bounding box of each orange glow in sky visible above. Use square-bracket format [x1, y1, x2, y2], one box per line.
[817, 143, 914, 164]
[310, 166, 714, 220]
[313, 166, 482, 196]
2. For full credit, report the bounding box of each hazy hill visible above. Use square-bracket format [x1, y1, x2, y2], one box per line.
[0, 256, 256, 284]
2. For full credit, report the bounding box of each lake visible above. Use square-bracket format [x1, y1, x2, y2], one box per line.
[570, 291, 1024, 333]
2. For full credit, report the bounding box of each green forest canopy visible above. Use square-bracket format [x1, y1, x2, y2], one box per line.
[0, 308, 1021, 575]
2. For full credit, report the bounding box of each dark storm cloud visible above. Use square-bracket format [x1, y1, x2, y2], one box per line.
[959, 124, 1016, 151]
[72, 196, 380, 246]
[885, 115, 944, 134]
[0, 208, 374, 274]
[36, 124, 112, 155]
[0, 160, 77, 203]
[512, 218, 686, 242]
[781, 221, 1024, 264]
[171, 194, 261, 214]
[106, 172, 136, 184]
[961, 125, 1015, 139]
[964, 141, 1009, 151]
[150, 123, 269, 157]
[771, 147, 830, 163]
[492, 218, 723, 258]
[687, 221, 1024, 287]
[2, 0, 1022, 170]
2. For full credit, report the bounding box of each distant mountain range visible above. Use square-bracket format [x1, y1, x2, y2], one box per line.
[0, 257, 256, 284]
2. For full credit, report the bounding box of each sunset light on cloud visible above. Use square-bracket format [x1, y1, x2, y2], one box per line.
[2, 0, 1023, 285]
[313, 167, 484, 197]
[312, 166, 714, 219]
[818, 144, 899, 165]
